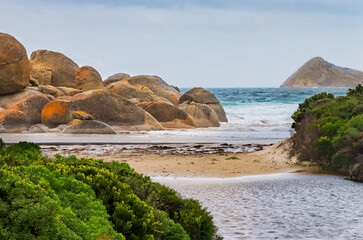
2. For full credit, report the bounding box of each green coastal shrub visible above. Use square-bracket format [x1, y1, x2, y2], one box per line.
[291, 84, 363, 170]
[0, 142, 218, 240]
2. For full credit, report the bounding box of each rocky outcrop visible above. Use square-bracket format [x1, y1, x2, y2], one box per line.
[179, 102, 220, 127]
[75, 66, 104, 91]
[138, 101, 197, 128]
[107, 81, 172, 105]
[41, 90, 163, 130]
[0, 33, 30, 95]
[0, 109, 29, 133]
[37, 85, 65, 98]
[281, 57, 363, 88]
[349, 154, 363, 182]
[62, 119, 116, 134]
[123, 75, 182, 105]
[8, 95, 50, 124]
[29, 124, 49, 133]
[179, 87, 228, 122]
[56, 87, 82, 96]
[103, 73, 130, 86]
[72, 111, 93, 120]
[30, 49, 79, 87]
[0, 89, 44, 109]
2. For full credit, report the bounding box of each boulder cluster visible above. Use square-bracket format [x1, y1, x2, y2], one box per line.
[0, 33, 227, 134]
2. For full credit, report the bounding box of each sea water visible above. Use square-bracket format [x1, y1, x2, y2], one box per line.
[149, 88, 348, 143]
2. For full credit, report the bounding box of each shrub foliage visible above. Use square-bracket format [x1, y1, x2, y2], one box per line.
[291, 84, 363, 170]
[0, 141, 220, 240]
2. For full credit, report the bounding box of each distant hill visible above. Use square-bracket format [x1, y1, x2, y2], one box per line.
[280, 57, 363, 88]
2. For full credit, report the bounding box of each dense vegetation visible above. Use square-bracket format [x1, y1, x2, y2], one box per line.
[0, 141, 221, 240]
[291, 84, 363, 170]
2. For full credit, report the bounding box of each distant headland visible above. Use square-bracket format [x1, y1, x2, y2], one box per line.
[280, 57, 363, 88]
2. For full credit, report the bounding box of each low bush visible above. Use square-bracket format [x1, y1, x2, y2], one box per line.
[291, 84, 363, 170]
[0, 142, 219, 240]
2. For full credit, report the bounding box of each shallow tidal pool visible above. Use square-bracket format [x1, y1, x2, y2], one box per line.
[153, 173, 363, 240]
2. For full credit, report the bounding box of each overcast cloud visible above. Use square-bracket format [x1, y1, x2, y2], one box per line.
[1, 0, 363, 87]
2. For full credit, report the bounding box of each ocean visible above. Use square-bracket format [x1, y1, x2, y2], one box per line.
[148, 88, 349, 143]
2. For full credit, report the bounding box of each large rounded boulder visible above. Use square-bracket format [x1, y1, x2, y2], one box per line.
[179, 102, 220, 127]
[107, 81, 172, 105]
[0, 89, 44, 109]
[0, 109, 29, 133]
[75, 66, 104, 91]
[138, 101, 197, 128]
[0, 33, 30, 95]
[30, 49, 79, 87]
[179, 87, 228, 122]
[62, 119, 116, 134]
[103, 73, 130, 86]
[8, 94, 50, 124]
[41, 90, 163, 130]
[123, 75, 182, 105]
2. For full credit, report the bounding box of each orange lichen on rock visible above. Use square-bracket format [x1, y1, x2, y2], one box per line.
[41, 100, 71, 127]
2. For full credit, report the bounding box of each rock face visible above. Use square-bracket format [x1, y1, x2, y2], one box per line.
[30, 49, 79, 87]
[103, 73, 130, 86]
[179, 87, 228, 122]
[72, 111, 93, 120]
[75, 66, 104, 91]
[0, 89, 44, 109]
[62, 119, 116, 134]
[41, 90, 163, 130]
[107, 81, 172, 105]
[281, 57, 363, 88]
[8, 95, 50, 124]
[123, 75, 182, 105]
[349, 155, 363, 182]
[56, 87, 82, 96]
[0, 109, 29, 133]
[179, 102, 220, 127]
[37, 85, 65, 98]
[138, 101, 197, 128]
[0, 33, 30, 95]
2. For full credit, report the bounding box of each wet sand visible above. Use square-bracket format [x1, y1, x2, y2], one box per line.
[41, 139, 305, 178]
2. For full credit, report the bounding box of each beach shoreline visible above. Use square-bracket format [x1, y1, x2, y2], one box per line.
[38, 138, 310, 178]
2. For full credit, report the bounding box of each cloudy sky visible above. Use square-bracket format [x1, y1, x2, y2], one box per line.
[1, 0, 363, 87]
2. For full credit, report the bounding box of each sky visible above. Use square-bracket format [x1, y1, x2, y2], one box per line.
[1, 0, 363, 87]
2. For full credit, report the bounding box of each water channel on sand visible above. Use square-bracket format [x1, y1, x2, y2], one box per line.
[154, 173, 363, 240]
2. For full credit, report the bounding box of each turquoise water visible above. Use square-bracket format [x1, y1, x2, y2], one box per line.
[149, 88, 348, 142]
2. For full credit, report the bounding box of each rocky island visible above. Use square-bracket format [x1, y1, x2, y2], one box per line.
[280, 56, 363, 88]
[0, 33, 227, 134]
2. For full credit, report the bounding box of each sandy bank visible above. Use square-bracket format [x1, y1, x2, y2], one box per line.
[41, 139, 306, 178]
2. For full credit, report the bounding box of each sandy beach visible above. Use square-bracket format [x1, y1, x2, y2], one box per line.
[40, 139, 304, 178]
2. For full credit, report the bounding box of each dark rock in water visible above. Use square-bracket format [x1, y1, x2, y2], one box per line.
[30, 49, 79, 87]
[179, 102, 220, 127]
[29, 123, 49, 133]
[281, 57, 363, 88]
[75, 66, 104, 91]
[0, 109, 29, 133]
[103, 73, 130, 86]
[0, 32, 30, 95]
[138, 101, 197, 128]
[41, 90, 163, 130]
[72, 111, 93, 120]
[62, 119, 116, 134]
[179, 87, 228, 122]
[0, 89, 44, 108]
[349, 155, 363, 182]
[8, 94, 50, 124]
